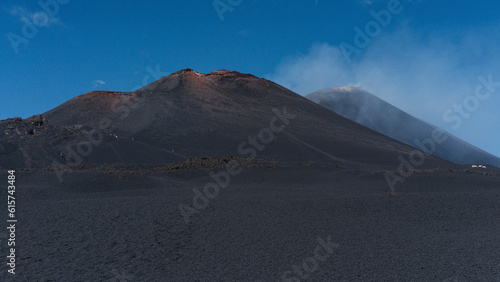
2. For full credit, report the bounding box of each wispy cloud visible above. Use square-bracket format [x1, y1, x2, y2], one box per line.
[266, 43, 354, 95]
[266, 22, 500, 156]
[93, 80, 106, 88]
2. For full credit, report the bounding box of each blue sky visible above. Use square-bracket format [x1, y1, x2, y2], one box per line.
[1, 0, 499, 157]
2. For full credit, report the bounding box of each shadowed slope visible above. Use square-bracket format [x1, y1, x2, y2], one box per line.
[306, 86, 500, 168]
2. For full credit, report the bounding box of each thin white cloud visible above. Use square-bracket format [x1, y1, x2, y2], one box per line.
[93, 80, 106, 88]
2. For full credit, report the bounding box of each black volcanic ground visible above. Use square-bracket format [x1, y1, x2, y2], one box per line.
[1, 69, 500, 281]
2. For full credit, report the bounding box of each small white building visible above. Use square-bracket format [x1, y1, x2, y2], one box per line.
[471, 165, 486, 169]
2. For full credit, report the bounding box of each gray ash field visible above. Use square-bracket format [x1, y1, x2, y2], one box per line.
[8, 167, 500, 281]
[1, 69, 499, 281]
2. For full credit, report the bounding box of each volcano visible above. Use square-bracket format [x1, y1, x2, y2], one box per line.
[306, 86, 500, 168]
[1, 69, 450, 171]
[4, 69, 500, 281]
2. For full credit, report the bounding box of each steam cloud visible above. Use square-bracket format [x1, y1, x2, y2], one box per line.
[266, 23, 500, 157]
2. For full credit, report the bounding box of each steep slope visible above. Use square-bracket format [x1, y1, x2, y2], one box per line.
[1, 69, 451, 170]
[306, 86, 500, 167]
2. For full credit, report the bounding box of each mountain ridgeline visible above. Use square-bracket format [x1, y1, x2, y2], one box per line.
[0, 69, 454, 171]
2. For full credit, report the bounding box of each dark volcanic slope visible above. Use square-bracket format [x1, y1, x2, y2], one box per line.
[2, 69, 450, 170]
[306, 86, 500, 168]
